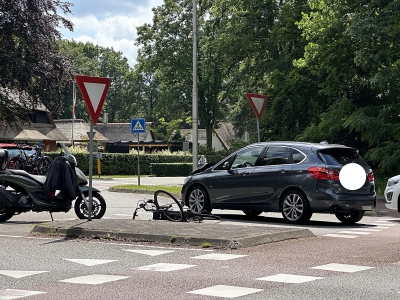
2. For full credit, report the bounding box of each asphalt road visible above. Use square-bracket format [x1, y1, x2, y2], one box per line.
[1, 212, 400, 299]
[1, 178, 400, 299]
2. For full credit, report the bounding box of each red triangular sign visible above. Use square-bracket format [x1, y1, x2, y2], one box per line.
[245, 93, 268, 120]
[75, 75, 111, 125]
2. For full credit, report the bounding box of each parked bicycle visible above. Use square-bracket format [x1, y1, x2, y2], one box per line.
[7, 141, 53, 175]
[133, 190, 220, 222]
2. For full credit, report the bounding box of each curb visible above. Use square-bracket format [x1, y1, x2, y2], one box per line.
[31, 220, 315, 249]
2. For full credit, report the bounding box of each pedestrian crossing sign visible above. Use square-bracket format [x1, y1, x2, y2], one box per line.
[131, 118, 146, 133]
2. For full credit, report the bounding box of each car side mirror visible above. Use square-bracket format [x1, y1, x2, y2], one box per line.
[223, 161, 230, 170]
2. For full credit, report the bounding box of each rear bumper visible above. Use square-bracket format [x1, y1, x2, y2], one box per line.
[310, 190, 376, 213]
[325, 199, 376, 212]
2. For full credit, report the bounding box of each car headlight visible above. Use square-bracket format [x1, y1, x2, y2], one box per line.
[184, 176, 192, 184]
[387, 179, 399, 187]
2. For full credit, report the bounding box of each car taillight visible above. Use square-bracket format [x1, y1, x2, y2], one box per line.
[307, 166, 339, 180]
[367, 170, 374, 182]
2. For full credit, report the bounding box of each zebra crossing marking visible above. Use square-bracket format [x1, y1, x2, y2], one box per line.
[312, 263, 374, 273]
[191, 253, 247, 260]
[0, 289, 45, 299]
[63, 259, 118, 266]
[187, 285, 263, 298]
[0, 270, 48, 278]
[323, 234, 358, 238]
[338, 231, 371, 235]
[60, 274, 129, 285]
[122, 249, 174, 256]
[136, 263, 196, 272]
[256, 273, 323, 283]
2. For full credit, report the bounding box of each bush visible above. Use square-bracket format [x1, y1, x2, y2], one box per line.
[45, 150, 226, 176]
[150, 163, 193, 176]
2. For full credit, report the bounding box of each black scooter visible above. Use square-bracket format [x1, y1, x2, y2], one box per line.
[0, 144, 106, 222]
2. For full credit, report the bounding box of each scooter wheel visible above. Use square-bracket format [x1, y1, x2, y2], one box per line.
[74, 191, 106, 219]
[0, 210, 14, 222]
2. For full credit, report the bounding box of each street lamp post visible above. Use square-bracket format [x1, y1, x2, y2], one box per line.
[192, 0, 198, 170]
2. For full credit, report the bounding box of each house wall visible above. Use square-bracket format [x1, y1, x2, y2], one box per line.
[180, 129, 225, 151]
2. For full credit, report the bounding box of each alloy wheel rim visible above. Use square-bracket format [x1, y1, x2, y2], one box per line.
[189, 189, 204, 213]
[283, 193, 303, 221]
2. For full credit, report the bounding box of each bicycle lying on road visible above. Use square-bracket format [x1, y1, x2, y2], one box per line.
[133, 190, 220, 222]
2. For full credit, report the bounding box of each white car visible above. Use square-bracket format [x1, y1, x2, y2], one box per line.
[384, 175, 400, 211]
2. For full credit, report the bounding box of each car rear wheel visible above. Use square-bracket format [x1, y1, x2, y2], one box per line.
[243, 210, 263, 217]
[281, 190, 312, 224]
[335, 211, 365, 224]
[187, 186, 211, 213]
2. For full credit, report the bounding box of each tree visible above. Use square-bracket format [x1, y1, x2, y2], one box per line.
[58, 40, 131, 123]
[135, 0, 231, 149]
[296, 0, 400, 177]
[0, 0, 74, 124]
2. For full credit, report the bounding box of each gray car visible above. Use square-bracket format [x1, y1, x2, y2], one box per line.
[181, 141, 376, 224]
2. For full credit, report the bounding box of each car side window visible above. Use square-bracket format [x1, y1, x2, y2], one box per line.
[260, 146, 291, 166]
[292, 148, 306, 164]
[231, 146, 265, 169]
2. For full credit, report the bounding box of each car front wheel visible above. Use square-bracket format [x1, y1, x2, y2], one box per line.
[187, 186, 211, 213]
[335, 211, 365, 224]
[281, 190, 312, 224]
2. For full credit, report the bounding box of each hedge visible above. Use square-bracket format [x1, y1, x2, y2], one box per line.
[46, 152, 225, 176]
[150, 163, 193, 176]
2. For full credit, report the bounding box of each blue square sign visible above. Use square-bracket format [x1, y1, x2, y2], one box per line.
[131, 118, 146, 133]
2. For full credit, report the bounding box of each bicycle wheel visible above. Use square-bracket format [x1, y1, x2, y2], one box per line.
[7, 156, 25, 170]
[153, 190, 184, 222]
[36, 156, 53, 175]
[193, 212, 221, 221]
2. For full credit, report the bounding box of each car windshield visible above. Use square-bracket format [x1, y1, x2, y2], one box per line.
[319, 148, 368, 167]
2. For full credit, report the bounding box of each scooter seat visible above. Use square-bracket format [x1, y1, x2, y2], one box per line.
[7, 170, 47, 186]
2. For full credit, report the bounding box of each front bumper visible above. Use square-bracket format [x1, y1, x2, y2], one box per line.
[384, 186, 399, 210]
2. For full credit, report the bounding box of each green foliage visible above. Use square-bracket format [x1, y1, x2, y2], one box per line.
[150, 163, 193, 176]
[49, 0, 400, 178]
[58, 40, 131, 122]
[0, 0, 74, 123]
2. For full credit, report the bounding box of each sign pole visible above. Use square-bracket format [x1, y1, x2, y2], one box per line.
[131, 118, 146, 186]
[257, 119, 260, 143]
[88, 124, 94, 221]
[137, 133, 140, 186]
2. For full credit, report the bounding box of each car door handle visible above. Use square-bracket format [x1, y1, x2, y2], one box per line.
[280, 169, 289, 173]
[242, 172, 250, 176]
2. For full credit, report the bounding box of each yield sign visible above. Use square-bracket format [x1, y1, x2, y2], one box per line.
[245, 93, 268, 120]
[75, 75, 111, 125]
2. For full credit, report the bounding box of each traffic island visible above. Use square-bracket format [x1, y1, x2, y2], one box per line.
[31, 219, 314, 249]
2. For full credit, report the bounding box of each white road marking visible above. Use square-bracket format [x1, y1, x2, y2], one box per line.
[312, 263, 374, 272]
[63, 259, 118, 266]
[256, 273, 323, 283]
[0, 270, 48, 279]
[136, 263, 196, 272]
[372, 223, 395, 226]
[0, 289, 45, 299]
[191, 253, 248, 260]
[187, 285, 263, 298]
[338, 231, 371, 235]
[122, 249, 174, 256]
[323, 234, 358, 238]
[60, 274, 129, 285]
[348, 228, 381, 232]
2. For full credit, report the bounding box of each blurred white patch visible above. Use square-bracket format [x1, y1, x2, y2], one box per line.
[339, 163, 366, 190]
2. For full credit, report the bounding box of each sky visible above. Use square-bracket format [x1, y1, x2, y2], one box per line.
[59, 0, 164, 67]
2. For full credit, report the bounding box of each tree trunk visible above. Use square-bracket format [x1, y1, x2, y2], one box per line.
[206, 122, 213, 150]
